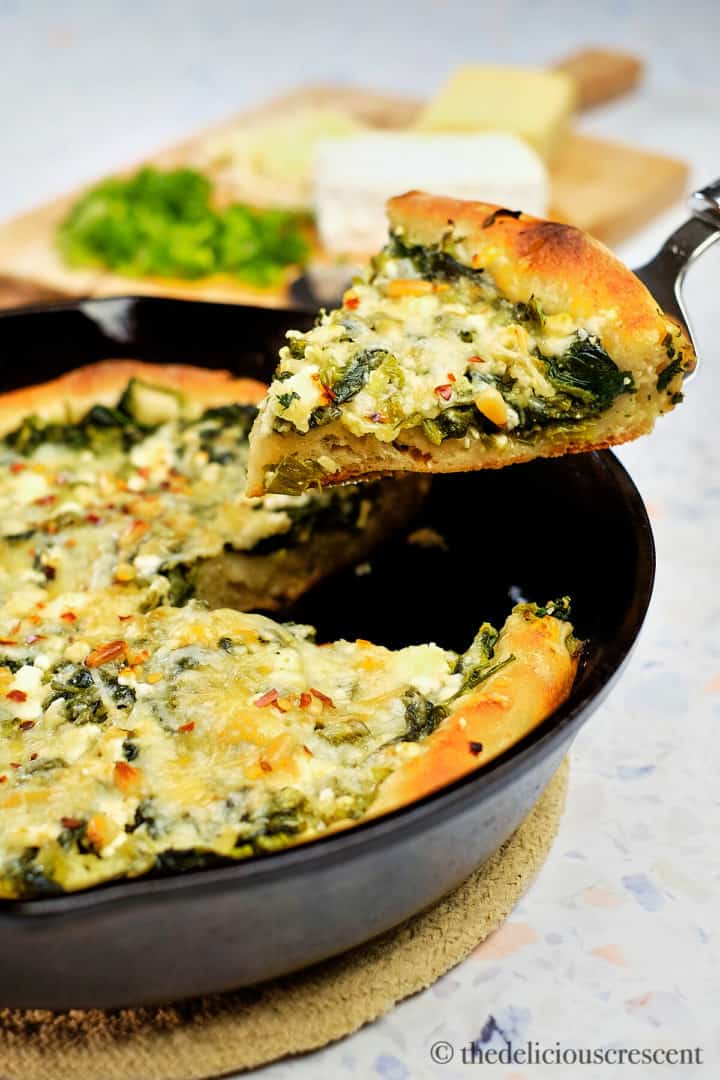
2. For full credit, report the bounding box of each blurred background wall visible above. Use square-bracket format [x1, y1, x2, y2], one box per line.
[1, 0, 718, 218]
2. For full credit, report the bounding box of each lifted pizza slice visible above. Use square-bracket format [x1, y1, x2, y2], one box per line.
[247, 191, 694, 494]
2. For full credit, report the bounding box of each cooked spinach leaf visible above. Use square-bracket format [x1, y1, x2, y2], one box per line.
[331, 348, 393, 404]
[160, 563, 197, 606]
[400, 688, 447, 742]
[454, 622, 516, 695]
[656, 356, 684, 392]
[544, 336, 633, 412]
[385, 235, 486, 284]
[265, 458, 327, 495]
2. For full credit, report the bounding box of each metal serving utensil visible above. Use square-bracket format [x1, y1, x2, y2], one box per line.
[633, 178, 720, 378]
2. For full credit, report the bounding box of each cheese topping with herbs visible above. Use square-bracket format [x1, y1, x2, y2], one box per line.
[264, 233, 639, 447]
[0, 575, 575, 898]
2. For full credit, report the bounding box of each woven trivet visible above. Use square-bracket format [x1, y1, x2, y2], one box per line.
[0, 759, 568, 1080]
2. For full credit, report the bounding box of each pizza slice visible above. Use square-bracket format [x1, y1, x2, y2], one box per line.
[246, 191, 694, 495]
[0, 594, 579, 896]
[0, 361, 426, 614]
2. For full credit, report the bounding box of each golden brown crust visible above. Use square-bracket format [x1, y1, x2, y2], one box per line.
[370, 608, 578, 817]
[387, 191, 695, 369]
[0, 359, 266, 436]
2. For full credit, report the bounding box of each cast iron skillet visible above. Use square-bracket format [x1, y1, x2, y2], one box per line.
[0, 297, 654, 1009]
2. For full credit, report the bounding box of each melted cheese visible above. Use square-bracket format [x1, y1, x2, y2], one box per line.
[0, 596, 465, 895]
[264, 244, 608, 445]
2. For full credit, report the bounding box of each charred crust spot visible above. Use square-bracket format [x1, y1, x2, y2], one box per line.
[468, 741, 484, 755]
[516, 220, 585, 259]
[482, 207, 522, 228]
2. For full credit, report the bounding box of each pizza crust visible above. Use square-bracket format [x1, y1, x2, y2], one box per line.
[370, 606, 579, 816]
[0, 359, 266, 437]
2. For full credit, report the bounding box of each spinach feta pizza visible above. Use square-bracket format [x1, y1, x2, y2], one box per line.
[0, 360, 427, 613]
[0, 593, 579, 897]
[0, 359, 581, 898]
[246, 191, 695, 494]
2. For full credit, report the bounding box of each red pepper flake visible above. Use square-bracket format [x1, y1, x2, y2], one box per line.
[30, 752, 38, 760]
[0, 776, 6, 784]
[118, 614, 134, 622]
[85, 513, 102, 524]
[434, 384, 453, 401]
[178, 721, 195, 733]
[0, 639, 17, 646]
[302, 745, 313, 757]
[310, 687, 335, 709]
[255, 688, 279, 708]
[259, 760, 273, 773]
[85, 640, 127, 669]
[19, 720, 35, 731]
[321, 382, 337, 403]
[25, 634, 46, 645]
[299, 691, 312, 709]
[34, 494, 57, 506]
[10, 762, 20, 769]
[468, 741, 484, 755]
[6, 689, 27, 703]
[368, 412, 385, 424]
[9, 462, 26, 474]
[344, 295, 360, 310]
[60, 611, 77, 623]
[468, 355, 484, 364]
[447, 372, 456, 383]
[60, 816, 83, 830]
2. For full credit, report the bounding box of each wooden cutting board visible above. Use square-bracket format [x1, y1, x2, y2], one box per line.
[0, 83, 688, 310]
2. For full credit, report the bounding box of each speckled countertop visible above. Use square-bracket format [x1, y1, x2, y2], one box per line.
[1, 3, 719, 1077]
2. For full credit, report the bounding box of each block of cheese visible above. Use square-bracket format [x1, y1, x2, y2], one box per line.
[313, 132, 548, 254]
[415, 66, 575, 160]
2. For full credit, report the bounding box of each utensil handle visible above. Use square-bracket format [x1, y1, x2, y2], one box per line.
[641, 181, 720, 286]
[688, 178, 720, 224]
[632, 179, 720, 364]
